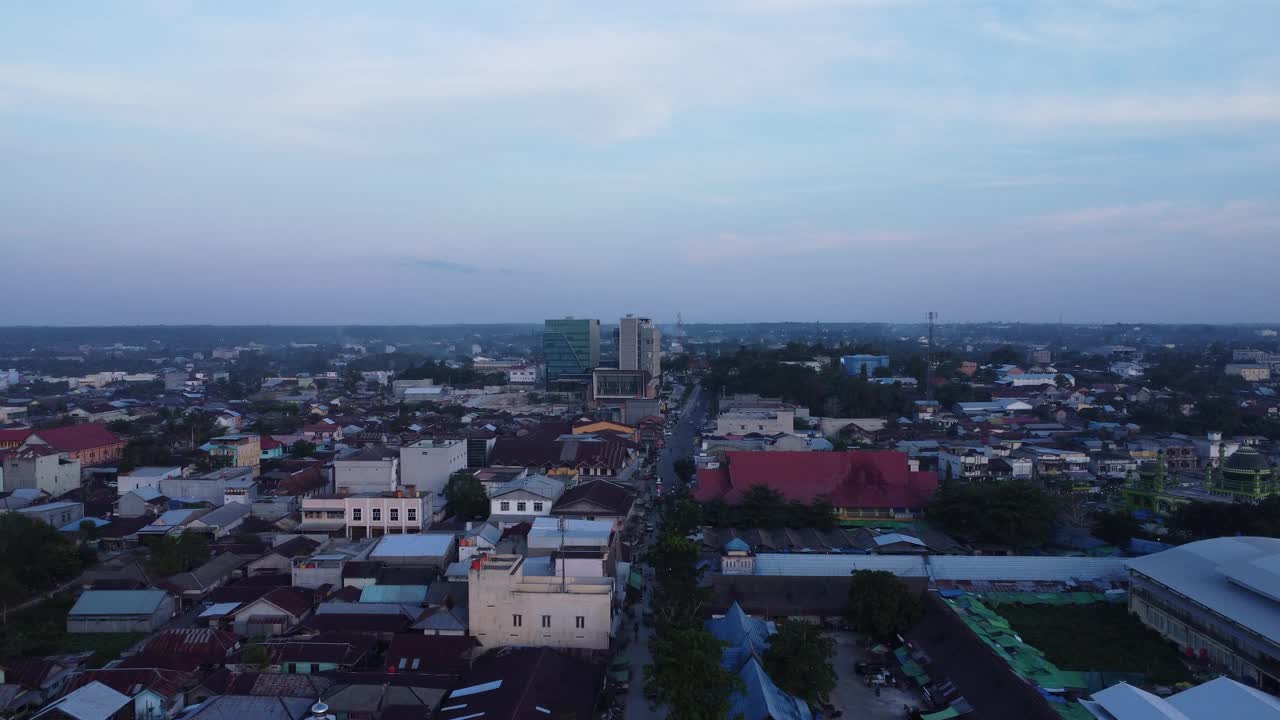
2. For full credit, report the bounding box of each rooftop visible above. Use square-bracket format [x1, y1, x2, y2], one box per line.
[370, 533, 455, 558]
[1127, 536, 1280, 646]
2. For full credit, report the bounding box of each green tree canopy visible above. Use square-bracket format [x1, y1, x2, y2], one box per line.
[0, 513, 86, 596]
[646, 625, 740, 720]
[739, 485, 787, 529]
[1093, 510, 1142, 547]
[672, 458, 696, 484]
[445, 471, 489, 520]
[147, 531, 211, 577]
[763, 620, 836, 706]
[846, 569, 922, 640]
[927, 481, 1059, 548]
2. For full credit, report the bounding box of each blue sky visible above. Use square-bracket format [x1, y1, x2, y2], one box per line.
[2, 0, 1278, 325]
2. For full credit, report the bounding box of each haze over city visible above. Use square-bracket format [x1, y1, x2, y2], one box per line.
[3, 0, 1279, 323]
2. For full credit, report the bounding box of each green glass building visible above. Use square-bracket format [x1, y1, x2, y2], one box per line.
[543, 318, 600, 386]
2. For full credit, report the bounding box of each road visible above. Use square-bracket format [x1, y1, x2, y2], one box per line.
[622, 381, 706, 720]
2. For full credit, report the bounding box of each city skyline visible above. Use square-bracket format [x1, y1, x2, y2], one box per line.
[3, 1, 1279, 324]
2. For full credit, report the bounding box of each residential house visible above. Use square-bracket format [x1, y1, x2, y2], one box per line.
[185, 503, 250, 538]
[291, 542, 375, 589]
[57, 668, 190, 720]
[203, 434, 261, 471]
[31, 680, 132, 720]
[159, 553, 251, 608]
[243, 537, 322, 576]
[488, 474, 565, 527]
[458, 522, 503, 564]
[490, 427, 635, 480]
[17, 501, 84, 528]
[705, 603, 812, 720]
[385, 634, 477, 674]
[118, 467, 183, 496]
[0, 657, 81, 718]
[232, 634, 375, 675]
[130, 629, 239, 673]
[66, 590, 175, 634]
[436, 647, 603, 720]
[0, 446, 80, 497]
[228, 586, 315, 637]
[117, 487, 169, 519]
[159, 467, 255, 508]
[550, 479, 636, 531]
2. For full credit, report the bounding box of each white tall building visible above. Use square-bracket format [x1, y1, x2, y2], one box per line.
[400, 439, 467, 503]
[468, 553, 613, 651]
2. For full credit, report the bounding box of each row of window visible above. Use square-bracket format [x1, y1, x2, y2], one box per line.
[512, 614, 586, 629]
[351, 507, 417, 522]
[498, 501, 543, 513]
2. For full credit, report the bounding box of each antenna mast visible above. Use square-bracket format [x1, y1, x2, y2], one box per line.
[926, 311, 937, 401]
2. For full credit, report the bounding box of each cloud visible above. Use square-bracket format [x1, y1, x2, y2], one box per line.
[1005, 93, 1280, 128]
[410, 258, 480, 274]
[1034, 200, 1280, 237]
[686, 229, 921, 264]
[0, 17, 894, 147]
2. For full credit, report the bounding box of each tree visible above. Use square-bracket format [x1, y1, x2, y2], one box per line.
[846, 570, 921, 640]
[763, 620, 836, 706]
[445, 471, 489, 520]
[646, 625, 740, 720]
[648, 532, 706, 625]
[927, 481, 1059, 549]
[147, 532, 211, 577]
[1094, 510, 1141, 547]
[1055, 374, 1072, 389]
[739, 485, 787, 529]
[0, 513, 87, 599]
[672, 458, 696, 484]
[666, 498, 703, 537]
[291, 440, 317, 459]
[989, 345, 1021, 365]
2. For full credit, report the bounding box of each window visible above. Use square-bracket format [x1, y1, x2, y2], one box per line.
[352, 508, 362, 521]
[372, 508, 382, 521]
[517, 501, 527, 512]
[500, 501, 510, 512]
[533, 502, 544, 512]
[513, 614, 523, 627]
[575, 616, 585, 629]
[542, 615, 551, 628]
[390, 508, 399, 521]
[407, 508, 416, 521]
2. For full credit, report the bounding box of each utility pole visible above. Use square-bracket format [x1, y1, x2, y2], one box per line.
[926, 311, 937, 401]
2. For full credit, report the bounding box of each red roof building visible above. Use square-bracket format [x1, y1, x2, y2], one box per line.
[21, 425, 125, 466]
[694, 451, 938, 519]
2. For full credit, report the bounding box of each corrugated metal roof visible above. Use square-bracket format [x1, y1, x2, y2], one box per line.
[752, 554, 1129, 581]
[37, 680, 131, 720]
[359, 585, 428, 604]
[69, 589, 169, 616]
[370, 533, 454, 558]
[1127, 537, 1280, 645]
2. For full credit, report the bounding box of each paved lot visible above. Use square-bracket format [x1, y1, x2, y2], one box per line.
[829, 630, 924, 720]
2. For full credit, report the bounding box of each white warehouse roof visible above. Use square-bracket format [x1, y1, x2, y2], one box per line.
[1127, 536, 1280, 646]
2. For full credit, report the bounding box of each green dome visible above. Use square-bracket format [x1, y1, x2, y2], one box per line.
[1225, 447, 1273, 474]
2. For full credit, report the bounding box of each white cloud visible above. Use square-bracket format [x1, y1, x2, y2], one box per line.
[686, 229, 920, 264]
[1006, 93, 1280, 128]
[1035, 200, 1280, 237]
[0, 18, 894, 146]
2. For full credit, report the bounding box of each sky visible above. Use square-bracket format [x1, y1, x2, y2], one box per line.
[2, 0, 1279, 326]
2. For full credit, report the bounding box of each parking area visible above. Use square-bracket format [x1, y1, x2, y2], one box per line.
[829, 630, 924, 720]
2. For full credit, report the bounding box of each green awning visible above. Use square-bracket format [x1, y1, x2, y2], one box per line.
[921, 708, 960, 720]
[609, 668, 631, 682]
[628, 570, 644, 589]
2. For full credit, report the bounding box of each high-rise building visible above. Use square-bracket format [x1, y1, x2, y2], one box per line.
[543, 318, 600, 386]
[617, 315, 661, 380]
